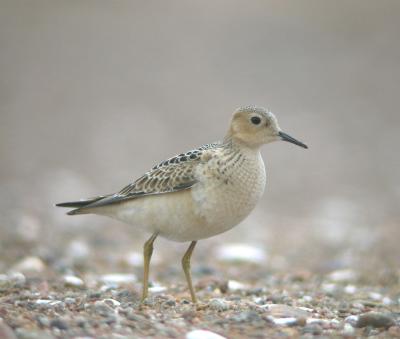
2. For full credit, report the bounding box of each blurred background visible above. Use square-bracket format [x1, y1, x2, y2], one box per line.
[1, 0, 399, 280]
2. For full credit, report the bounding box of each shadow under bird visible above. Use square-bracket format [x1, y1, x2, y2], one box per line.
[57, 106, 308, 303]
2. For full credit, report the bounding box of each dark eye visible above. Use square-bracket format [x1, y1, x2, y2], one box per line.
[251, 116, 261, 125]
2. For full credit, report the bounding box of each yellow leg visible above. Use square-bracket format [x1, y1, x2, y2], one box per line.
[182, 241, 198, 303]
[141, 232, 158, 303]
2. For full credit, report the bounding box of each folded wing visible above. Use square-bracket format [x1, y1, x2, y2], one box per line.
[57, 143, 220, 215]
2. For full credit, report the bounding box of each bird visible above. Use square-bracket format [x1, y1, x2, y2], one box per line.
[56, 106, 307, 303]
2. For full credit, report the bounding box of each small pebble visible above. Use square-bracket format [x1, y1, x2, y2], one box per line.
[63, 275, 84, 287]
[298, 306, 314, 313]
[100, 273, 137, 285]
[264, 304, 310, 319]
[269, 317, 298, 326]
[344, 285, 357, 294]
[8, 272, 26, 285]
[93, 300, 115, 316]
[88, 291, 102, 299]
[382, 297, 392, 305]
[345, 315, 359, 326]
[36, 316, 50, 327]
[115, 289, 137, 302]
[306, 318, 330, 325]
[368, 292, 382, 301]
[35, 299, 53, 305]
[342, 323, 355, 336]
[64, 297, 76, 305]
[10, 256, 46, 274]
[100, 284, 115, 292]
[328, 269, 357, 282]
[102, 298, 121, 307]
[227, 280, 246, 291]
[163, 299, 176, 307]
[149, 283, 167, 293]
[231, 311, 261, 323]
[208, 298, 229, 312]
[50, 318, 68, 330]
[356, 312, 396, 329]
[215, 243, 267, 264]
[186, 329, 226, 339]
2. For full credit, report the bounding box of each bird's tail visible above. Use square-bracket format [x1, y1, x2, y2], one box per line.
[56, 196, 106, 215]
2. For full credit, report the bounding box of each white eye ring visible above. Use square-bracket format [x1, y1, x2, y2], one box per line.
[250, 116, 261, 125]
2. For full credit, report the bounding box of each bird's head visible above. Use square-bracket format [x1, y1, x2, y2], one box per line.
[226, 106, 308, 149]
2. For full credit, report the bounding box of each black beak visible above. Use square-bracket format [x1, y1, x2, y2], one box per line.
[279, 131, 308, 149]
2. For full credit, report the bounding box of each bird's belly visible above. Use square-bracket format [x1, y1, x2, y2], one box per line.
[103, 190, 212, 242]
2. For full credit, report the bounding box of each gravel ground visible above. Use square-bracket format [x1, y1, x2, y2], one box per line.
[1, 200, 399, 338]
[0, 253, 399, 339]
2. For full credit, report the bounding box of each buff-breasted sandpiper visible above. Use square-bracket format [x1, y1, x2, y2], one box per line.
[57, 106, 308, 303]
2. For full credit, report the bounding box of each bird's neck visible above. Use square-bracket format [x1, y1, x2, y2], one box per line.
[223, 135, 262, 155]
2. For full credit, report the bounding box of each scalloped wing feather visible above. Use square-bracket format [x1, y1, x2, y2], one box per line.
[70, 143, 221, 211]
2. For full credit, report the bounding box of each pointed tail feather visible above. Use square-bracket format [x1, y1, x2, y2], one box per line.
[56, 196, 107, 215]
[66, 207, 91, 215]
